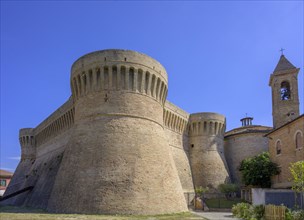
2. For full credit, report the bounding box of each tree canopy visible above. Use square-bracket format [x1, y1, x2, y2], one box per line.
[289, 161, 304, 193]
[239, 152, 280, 188]
[218, 183, 239, 194]
[289, 161, 304, 209]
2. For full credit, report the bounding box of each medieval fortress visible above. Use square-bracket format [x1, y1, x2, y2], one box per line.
[2, 49, 299, 215]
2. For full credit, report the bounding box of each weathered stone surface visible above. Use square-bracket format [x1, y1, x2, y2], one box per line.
[224, 126, 271, 184]
[3, 49, 238, 214]
[47, 50, 187, 214]
[267, 115, 304, 188]
[2, 128, 71, 209]
[269, 56, 300, 128]
[267, 55, 303, 189]
[188, 113, 229, 189]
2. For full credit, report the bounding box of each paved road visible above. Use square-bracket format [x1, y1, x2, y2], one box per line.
[192, 211, 241, 220]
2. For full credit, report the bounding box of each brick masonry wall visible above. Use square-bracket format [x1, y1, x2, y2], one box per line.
[47, 50, 188, 215]
[165, 129, 194, 193]
[268, 116, 304, 188]
[224, 129, 270, 184]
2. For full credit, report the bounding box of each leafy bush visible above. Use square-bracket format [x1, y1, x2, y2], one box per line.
[194, 186, 209, 197]
[253, 205, 264, 220]
[243, 205, 254, 220]
[232, 202, 251, 219]
[218, 183, 239, 196]
[285, 209, 293, 220]
[233, 203, 304, 220]
[232, 203, 264, 220]
[291, 209, 304, 220]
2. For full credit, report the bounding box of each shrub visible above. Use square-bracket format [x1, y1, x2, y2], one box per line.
[218, 183, 239, 199]
[232, 202, 251, 219]
[285, 209, 293, 220]
[243, 205, 254, 220]
[232, 203, 264, 220]
[292, 209, 304, 220]
[234, 204, 304, 220]
[195, 186, 209, 197]
[253, 205, 264, 220]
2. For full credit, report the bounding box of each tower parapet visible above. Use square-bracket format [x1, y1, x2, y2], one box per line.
[188, 113, 229, 189]
[70, 49, 167, 106]
[19, 128, 36, 160]
[189, 113, 226, 137]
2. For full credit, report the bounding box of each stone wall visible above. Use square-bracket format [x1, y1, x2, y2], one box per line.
[47, 50, 187, 215]
[2, 97, 75, 207]
[188, 113, 229, 189]
[34, 99, 74, 148]
[2, 49, 237, 214]
[269, 67, 300, 128]
[267, 115, 304, 188]
[164, 101, 194, 194]
[2, 128, 72, 208]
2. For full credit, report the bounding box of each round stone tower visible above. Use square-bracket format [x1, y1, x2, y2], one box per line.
[47, 50, 187, 215]
[188, 113, 229, 189]
[19, 128, 36, 160]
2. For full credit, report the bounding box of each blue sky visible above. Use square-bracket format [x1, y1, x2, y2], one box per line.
[1, 1, 303, 171]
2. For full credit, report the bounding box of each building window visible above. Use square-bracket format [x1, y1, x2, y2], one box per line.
[0, 179, 6, 187]
[276, 141, 282, 155]
[295, 131, 303, 149]
[280, 81, 291, 100]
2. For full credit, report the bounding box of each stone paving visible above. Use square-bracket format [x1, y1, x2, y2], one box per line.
[192, 211, 241, 220]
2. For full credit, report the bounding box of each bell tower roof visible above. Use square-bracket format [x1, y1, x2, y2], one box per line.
[273, 55, 296, 73]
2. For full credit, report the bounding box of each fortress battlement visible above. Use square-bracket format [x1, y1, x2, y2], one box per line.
[34, 98, 74, 134]
[4, 49, 230, 215]
[71, 49, 167, 80]
[70, 50, 168, 107]
[19, 98, 75, 150]
[3, 50, 301, 214]
[19, 128, 34, 137]
[164, 102, 189, 134]
[189, 112, 226, 137]
[19, 128, 35, 160]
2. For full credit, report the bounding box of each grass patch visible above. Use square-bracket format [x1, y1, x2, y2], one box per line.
[0, 206, 206, 220]
[205, 198, 242, 209]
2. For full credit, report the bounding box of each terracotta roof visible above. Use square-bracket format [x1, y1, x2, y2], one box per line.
[225, 125, 272, 138]
[0, 169, 14, 177]
[265, 114, 304, 137]
[273, 55, 296, 73]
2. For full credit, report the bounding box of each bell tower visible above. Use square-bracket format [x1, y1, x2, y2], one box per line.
[269, 54, 300, 128]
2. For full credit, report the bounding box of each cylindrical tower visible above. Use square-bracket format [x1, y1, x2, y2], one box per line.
[47, 50, 187, 215]
[188, 113, 229, 190]
[19, 128, 36, 160]
[1, 128, 36, 206]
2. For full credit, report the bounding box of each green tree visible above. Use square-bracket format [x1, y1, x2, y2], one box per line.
[218, 183, 239, 199]
[289, 161, 304, 208]
[195, 186, 209, 197]
[239, 152, 280, 188]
